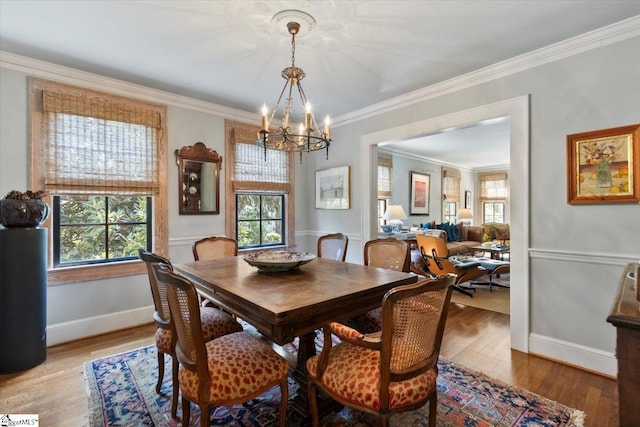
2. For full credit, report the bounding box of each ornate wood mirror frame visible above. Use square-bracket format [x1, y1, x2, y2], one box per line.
[175, 142, 221, 215]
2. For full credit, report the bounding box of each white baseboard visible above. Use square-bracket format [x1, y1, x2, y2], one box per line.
[46, 305, 154, 347]
[529, 333, 617, 377]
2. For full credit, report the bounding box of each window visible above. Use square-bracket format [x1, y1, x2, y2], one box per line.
[29, 78, 167, 284]
[483, 202, 505, 223]
[442, 167, 461, 223]
[479, 172, 509, 224]
[443, 201, 457, 223]
[377, 155, 392, 227]
[377, 198, 388, 227]
[225, 120, 294, 249]
[236, 194, 285, 248]
[53, 195, 152, 267]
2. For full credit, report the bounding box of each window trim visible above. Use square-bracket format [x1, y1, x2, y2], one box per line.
[29, 78, 168, 285]
[224, 120, 295, 250]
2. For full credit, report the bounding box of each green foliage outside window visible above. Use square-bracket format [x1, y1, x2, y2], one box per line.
[56, 195, 149, 265]
[237, 194, 283, 248]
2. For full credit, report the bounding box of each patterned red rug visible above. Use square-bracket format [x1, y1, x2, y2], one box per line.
[84, 343, 584, 426]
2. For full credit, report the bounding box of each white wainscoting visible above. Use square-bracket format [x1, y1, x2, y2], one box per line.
[47, 305, 154, 347]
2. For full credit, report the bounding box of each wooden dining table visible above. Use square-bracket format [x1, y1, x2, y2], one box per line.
[173, 255, 418, 418]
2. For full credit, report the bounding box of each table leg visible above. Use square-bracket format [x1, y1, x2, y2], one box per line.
[290, 331, 342, 420]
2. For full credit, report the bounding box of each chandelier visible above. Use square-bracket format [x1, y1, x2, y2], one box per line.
[257, 10, 331, 162]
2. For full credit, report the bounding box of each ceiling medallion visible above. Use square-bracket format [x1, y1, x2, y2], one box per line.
[257, 10, 331, 162]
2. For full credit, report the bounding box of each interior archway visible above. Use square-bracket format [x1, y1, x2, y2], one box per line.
[360, 96, 530, 352]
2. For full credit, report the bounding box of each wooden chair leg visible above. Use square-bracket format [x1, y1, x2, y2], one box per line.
[307, 380, 321, 427]
[181, 397, 190, 427]
[198, 403, 210, 427]
[156, 350, 165, 394]
[428, 392, 437, 427]
[171, 356, 179, 419]
[278, 378, 288, 427]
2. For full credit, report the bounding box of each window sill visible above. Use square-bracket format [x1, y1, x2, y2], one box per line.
[47, 260, 145, 286]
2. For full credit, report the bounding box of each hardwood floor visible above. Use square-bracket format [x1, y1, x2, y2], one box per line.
[0, 303, 618, 426]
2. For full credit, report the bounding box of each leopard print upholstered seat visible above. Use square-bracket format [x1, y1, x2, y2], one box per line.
[306, 275, 456, 427]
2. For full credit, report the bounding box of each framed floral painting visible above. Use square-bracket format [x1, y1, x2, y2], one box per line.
[566, 124, 640, 204]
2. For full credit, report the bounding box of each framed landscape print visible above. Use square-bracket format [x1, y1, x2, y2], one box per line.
[567, 124, 640, 204]
[410, 171, 430, 215]
[315, 166, 350, 209]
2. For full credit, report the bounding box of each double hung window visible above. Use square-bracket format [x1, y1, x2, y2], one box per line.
[29, 78, 167, 284]
[225, 121, 294, 250]
[442, 167, 461, 223]
[479, 172, 509, 223]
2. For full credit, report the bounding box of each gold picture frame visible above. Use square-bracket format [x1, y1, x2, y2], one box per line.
[567, 124, 640, 205]
[315, 166, 351, 209]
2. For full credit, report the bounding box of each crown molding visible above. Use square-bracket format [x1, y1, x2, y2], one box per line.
[335, 15, 640, 126]
[0, 50, 258, 124]
[2, 15, 638, 128]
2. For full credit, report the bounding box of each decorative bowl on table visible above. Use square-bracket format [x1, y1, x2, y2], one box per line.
[243, 251, 316, 272]
[380, 225, 393, 234]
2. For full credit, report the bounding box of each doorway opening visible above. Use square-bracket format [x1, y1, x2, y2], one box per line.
[360, 96, 530, 353]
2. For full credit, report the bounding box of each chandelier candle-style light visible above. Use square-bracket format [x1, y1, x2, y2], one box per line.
[257, 10, 331, 162]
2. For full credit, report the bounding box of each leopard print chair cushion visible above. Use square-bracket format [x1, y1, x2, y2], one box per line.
[179, 332, 289, 403]
[155, 307, 242, 354]
[155, 327, 173, 353]
[199, 306, 243, 339]
[307, 341, 437, 410]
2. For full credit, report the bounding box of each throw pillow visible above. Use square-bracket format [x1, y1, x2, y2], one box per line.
[448, 222, 460, 242]
[435, 223, 450, 242]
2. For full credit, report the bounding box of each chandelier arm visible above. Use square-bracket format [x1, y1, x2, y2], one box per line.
[297, 83, 319, 132]
[270, 80, 290, 125]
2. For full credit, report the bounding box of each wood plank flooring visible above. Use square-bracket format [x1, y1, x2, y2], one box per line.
[0, 303, 618, 426]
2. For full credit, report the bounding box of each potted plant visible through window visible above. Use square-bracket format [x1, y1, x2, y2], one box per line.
[0, 190, 49, 228]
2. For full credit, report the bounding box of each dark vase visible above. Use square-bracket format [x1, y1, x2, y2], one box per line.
[0, 199, 50, 228]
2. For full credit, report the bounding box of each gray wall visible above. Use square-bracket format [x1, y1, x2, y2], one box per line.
[1, 33, 639, 375]
[302, 36, 640, 375]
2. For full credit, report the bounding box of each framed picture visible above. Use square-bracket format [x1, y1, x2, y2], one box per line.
[465, 190, 472, 209]
[409, 171, 430, 215]
[315, 166, 350, 209]
[567, 124, 640, 204]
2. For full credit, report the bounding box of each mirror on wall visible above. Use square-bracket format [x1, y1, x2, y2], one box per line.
[175, 142, 221, 215]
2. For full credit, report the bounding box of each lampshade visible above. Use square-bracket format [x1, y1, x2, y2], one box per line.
[383, 205, 408, 221]
[457, 208, 473, 220]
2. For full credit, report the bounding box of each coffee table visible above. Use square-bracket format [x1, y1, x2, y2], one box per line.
[472, 244, 510, 261]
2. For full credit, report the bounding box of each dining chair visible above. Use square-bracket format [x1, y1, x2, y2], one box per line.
[192, 236, 238, 261]
[415, 234, 487, 297]
[307, 274, 456, 427]
[138, 249, 243, 419]
[361, 238, 411, 332]
[153, 263, 289, 427]
[192, 236, 239, 307]
[317, 232, 349, 261]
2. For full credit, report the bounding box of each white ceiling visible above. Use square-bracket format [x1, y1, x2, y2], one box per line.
[2, 1, 639, 169]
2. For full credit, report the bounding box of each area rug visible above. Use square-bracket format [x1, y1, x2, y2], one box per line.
[451, 274, 510, 315]
[84, 343, 584, 426]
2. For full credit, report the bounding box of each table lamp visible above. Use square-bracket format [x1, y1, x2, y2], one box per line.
[457, 208, 473, 225]
[383, 204, 408, 232]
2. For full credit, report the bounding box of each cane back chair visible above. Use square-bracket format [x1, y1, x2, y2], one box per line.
[138, 249, 242, 418]
[192, 236, 238, 261]
[307, 274, 456, 427]
[317, 232, 349, 261]
[152, 263, 289, 427]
